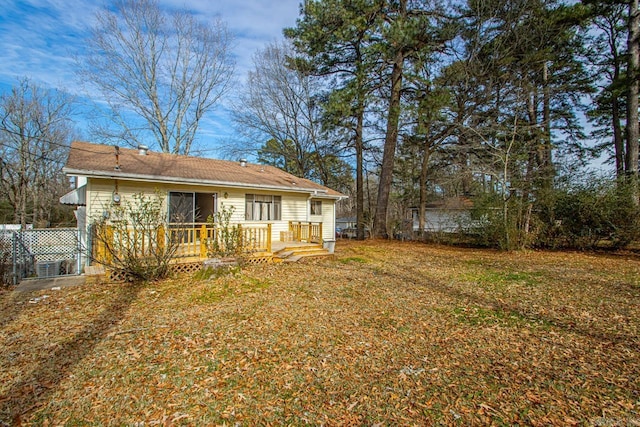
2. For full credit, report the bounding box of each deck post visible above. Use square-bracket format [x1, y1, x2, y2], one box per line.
[237, 224, 243, 252]
[157, 225, 165, 254]
[200, 224, 207, 258]
[104, 225, 114, 264]
[267, 223, 272, 253]
[319, 222, 323, 244]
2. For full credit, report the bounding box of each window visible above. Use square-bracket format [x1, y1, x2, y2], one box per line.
[311, 199, 322, 215]
[169, 192, 217, 223]
[169, 192, 194, 223]
[245, 194, 281, 221]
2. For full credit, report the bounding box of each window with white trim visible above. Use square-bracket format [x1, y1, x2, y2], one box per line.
[245, 194, 281, 221]
[310, 199, 322, 215]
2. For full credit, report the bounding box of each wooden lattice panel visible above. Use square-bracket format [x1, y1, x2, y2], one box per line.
[106, 262, 201, 282]
[245, 254, 273, 264]
[171, 262, 201, 275]
[107, 268, 129, 282]
[105, 256, 272, 281]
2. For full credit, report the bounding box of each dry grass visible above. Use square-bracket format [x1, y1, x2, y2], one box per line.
[1, 239, 639, 426]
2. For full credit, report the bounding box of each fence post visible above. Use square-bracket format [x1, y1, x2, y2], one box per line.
[12, 232, 17, 286]
[76, 229, 82, 274]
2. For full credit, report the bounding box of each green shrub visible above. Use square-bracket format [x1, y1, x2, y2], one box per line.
[206, 204, 243, 258]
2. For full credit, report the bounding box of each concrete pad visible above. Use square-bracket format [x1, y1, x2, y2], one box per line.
[15, 275, 86, 292]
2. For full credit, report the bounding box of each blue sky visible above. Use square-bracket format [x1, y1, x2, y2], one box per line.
[0, 0, 302, 155]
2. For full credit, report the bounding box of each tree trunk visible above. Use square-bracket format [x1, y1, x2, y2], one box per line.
[374, 49, 404, 238]
[541, 61, 554, 187]
[611, 53, 625, 179]
[356, 101, 366, 240]
[626, 0, 640, 203]
[418, 143, 432, 238]
[613, 95, 625, 178]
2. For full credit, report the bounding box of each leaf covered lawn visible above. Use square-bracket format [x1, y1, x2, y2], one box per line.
[1, 240, 639, 425]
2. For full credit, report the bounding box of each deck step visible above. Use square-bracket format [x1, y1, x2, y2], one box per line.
[297, 251, 332, 258]
[273, 244, 331, 263]
[275, 250, 294, 259]
[278, 245, 323, 253]
[288, 247, 326, 254]
[84, 265, 105, 275]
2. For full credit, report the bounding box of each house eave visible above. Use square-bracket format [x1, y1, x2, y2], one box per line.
[62, 167, 342, 198]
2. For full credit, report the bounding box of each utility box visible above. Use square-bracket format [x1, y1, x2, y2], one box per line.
[36, 260, 61, 278]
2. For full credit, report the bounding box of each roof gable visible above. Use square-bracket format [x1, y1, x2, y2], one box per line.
[63, 141, 345, 198]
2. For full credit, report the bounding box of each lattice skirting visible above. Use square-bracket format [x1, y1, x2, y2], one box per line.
[106, 256, 273, 281]
[107, 262, 203, 282]
[106, 268, 130, 283]
[171, 262, 202, 275]
[245, 254, 273, 264]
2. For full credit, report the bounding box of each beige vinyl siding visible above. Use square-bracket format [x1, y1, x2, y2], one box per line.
[216, 190, 245, 223]
[87, 179, 165, 222]
[319, 199, 336, 241]
[309, 198, 325, 239]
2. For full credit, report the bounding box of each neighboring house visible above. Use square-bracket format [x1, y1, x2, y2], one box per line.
[0, 224, 33, 231]
[335, 217, 371, 239]
[336, 217, 356, 230]
[411, 197, 474, 233]
[61, 141, 346, 265]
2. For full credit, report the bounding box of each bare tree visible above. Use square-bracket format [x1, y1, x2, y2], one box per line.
[232, 40, 352, 190]
[233, 41, 322, 177]
[79, 0, 234, 155]
[0, 78, 74, 229]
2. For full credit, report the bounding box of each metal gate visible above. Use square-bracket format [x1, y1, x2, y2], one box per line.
[0, 228, 82, 285]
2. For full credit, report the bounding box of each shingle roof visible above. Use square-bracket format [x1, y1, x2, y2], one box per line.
[63, 141, 345, 198]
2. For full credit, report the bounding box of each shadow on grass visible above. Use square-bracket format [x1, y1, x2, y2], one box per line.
[367, 262, 640, 350]
[0, 281, 144, 425]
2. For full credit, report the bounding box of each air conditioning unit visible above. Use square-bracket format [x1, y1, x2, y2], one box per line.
[36, 260, 61, 278]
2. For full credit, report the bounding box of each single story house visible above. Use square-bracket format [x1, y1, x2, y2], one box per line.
[411, 197, 474, 233]
[61, 141, 346, 265]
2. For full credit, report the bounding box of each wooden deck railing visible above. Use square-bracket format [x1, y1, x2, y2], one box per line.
[167, 223, 273, 257]
[289, 221, 323, 244]
[240, 224, 272, 253]
[170, 223, 215, 258]
[94, 223, 272, 263]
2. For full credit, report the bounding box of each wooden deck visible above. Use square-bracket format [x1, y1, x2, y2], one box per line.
[91, 222, 330, 280]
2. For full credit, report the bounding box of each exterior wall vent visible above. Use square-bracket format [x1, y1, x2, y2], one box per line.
[138, 145, 149, 155]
